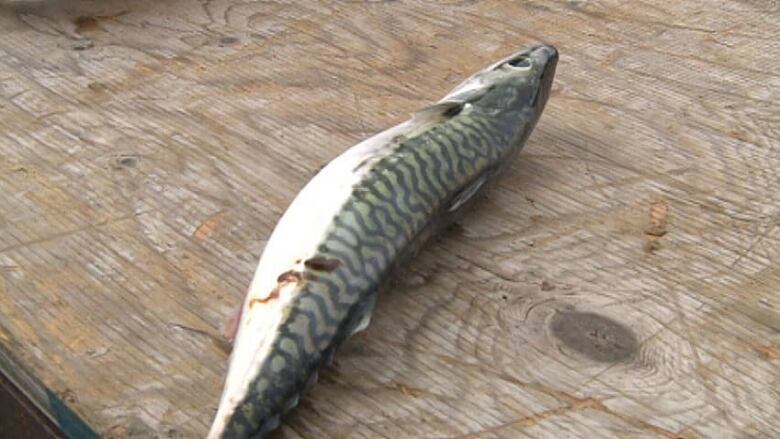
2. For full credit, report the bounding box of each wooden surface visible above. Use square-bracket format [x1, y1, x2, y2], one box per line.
[1, 0, 779, 437]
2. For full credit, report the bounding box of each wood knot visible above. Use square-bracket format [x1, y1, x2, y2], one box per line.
[550, 310, 638, 363]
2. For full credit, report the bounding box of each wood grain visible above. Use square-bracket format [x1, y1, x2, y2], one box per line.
[0, 0, 778, 437]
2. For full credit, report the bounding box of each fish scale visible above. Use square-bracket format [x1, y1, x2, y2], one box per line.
[209, 44, 558, 438]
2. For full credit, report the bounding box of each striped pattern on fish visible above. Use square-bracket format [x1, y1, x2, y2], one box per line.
[208, 44, 559, 438]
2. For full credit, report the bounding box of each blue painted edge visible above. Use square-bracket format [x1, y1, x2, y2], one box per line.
[0, 344, 99, 439]
[46, 389, 99, 439]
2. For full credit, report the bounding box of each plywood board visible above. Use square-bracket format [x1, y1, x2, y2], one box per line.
[0, 0, 778, 437]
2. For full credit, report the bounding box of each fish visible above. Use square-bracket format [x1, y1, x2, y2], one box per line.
[208, 44, 559, 438]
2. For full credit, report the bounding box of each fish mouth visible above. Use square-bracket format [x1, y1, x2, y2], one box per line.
[488, 44, 558, 72]
[529, 45, 558, 63]
[526, 45, 558, 86]
[529, 45, 558, 115]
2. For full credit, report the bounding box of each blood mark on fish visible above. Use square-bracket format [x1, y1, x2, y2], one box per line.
[249, 270, 303, 308]
[249, 290, 280, 308]
[277, 270, 302, 283]
[304, 257, 341, 272]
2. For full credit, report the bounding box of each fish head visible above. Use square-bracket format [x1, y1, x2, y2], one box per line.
[443, 44, 558, 122]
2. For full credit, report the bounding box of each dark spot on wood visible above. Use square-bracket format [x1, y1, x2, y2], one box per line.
[212, 336, 233, 356]
[72, 39, 94, 51]
[277, 270, 302, 283]
[541, 280, 555, 291]
[9, 166, 28, 178]
[118, 156, 137, 167]
[304, 257, 341, 272]
[73, 10, 129, 34]
[219, 36, 239, 46]
[87, 82, 108, 93]
[645, 226, 667, 238]
[74, 16, 99, 33]
[551, 310, 638, 363]
[644, 239, 661, 253]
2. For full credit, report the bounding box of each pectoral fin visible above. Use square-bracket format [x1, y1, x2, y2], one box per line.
[347, 293, 377, 338]
[448, 173, 489, 213]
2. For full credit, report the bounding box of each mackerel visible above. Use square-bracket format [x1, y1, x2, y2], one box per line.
[208, 44, 558, 438]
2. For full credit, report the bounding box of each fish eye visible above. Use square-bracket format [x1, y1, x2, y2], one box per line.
[507, 55, 531, 69]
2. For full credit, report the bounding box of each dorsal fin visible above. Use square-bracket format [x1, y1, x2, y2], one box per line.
[406, 85, 491, 136]
[411, 101, 464, 124]
[341, 83, 490, 173]
[439, 77, 492, 105]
